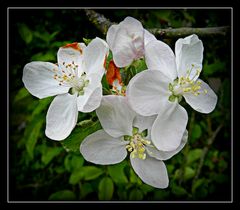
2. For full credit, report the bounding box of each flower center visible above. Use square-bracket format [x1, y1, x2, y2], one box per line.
[53, 61, 89, 96]
[124, 127, 151, 160]
[168, 65, 208, 102]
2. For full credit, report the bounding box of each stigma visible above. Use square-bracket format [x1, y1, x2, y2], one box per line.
[125, 127, 151, 160]
[53, 61, 89, 96]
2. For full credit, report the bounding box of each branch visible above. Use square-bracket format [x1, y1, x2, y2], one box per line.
[149, 26, 230, 38]
[84, 9, 115, 35]
[84, 9, 230, 38]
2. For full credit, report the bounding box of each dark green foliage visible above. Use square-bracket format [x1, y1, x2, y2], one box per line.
[9, 9, 231, 201]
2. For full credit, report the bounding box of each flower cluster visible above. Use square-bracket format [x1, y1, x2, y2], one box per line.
[22, 16, 217, 188]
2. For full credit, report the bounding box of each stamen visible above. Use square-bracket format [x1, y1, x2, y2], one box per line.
[52, 61, 89, 95]
[168, 65, 203, 102]
[125, 128, 151, 160]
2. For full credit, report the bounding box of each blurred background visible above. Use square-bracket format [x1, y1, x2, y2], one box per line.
[9, 8, 231, 201]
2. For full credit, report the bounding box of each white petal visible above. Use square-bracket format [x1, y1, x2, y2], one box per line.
[22, 61, 69, 99]
[110, 27, 137, 67]
[133, 114, 157, 133]
[83, 37, 109, 76]
[120, 17, 144, 59]
[108, 17, 143, 46]
[57, 42, 85, 72]
[96, 95, 136, 138]
[126, 70, 171, 116]
[77, 86, 102, 113]
[175, 34, 203, 79]
[146, 130, 188, 160]
[184, 79, 218, 113]
[144, 29, 156, 46]
[120, 16, 143, 34]
[145, 40, 177, 81]
[77, 73, 103, 112]
[151, 104, 188, 151]
[45, 93, 78, 141]
[80, 129, 128, 165]
[106, 24, 120, 50]
[130, 156, 169, 188]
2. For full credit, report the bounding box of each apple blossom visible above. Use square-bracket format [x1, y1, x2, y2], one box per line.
[127, 34, 217, 152]
[22, 37, 109, 141]
[80, 95, 188, 188]
[106, 16, 156, 68]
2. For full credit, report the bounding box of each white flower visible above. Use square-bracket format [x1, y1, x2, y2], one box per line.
[22, 38, 109, 141]
[106, 16, 156, 67]
[80, 95, 188, 188]
[127, 34, 217, 151]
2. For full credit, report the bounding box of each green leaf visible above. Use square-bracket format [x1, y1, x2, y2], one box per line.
[61, 121, 102, 152]
[192, 178, 205, 193]
[30, 97, 53, 120]
[153, 190, 170, 200]
[80, 183, 93, 199]
[166, 164, 175, 174]
[191, 124, 202, 142]
[171, 185, 187, 197]
[48, 190, 76, 200]
[203, 60, 226, 76]
[25, 115, 44, 159]
[139, 184, 154, 195]
[64, 154, 84, 172]
[218, 159, 228, 171]
[184, 166, 195, 181]
[33, 31, 52, 43]
[64, 154, 72, 172]
[55, 166, 65, 174]
[51, 41, 70, 48]
[18, 23, 33, 44]
[71, 155, 84, 170]
[129, 189, 143, 200]
[102, 74, 110, 94]
[83, 166, 104, 181]
[186, 149, 203, 165]
[117, 189, 128, 200]
[83, 37, 92, 45]
[182, 10, 196, 24]
[13, 87, 30, 104]
[129, 168, 142, 185]
[31, 51, 56, 62]
[49, 31, 59, 40]
[132, 59, 147, 73]
[98, 177, 114, 200]
[191, 179, 209, 199]
[212, 173, 228, 184]
[69, 170, 84, 185]
[41, 147, 63, 165]
[69, 166, 104, 184]
[108, 161, 128, 184]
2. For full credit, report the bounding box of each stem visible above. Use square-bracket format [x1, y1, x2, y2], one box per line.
[192, 123, 223, 184]
[84, 9, 230, 38]
[178, 111, 195, 186]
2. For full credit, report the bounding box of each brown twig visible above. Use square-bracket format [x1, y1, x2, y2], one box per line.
[84, 9, 115, 35]
[84, 9, 230, 38]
